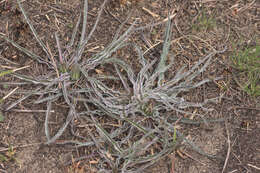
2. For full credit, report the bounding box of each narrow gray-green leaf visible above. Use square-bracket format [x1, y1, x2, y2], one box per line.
[17, 0, 51, 60]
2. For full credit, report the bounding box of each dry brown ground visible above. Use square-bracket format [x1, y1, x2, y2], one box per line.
[0, 0, 259, 172]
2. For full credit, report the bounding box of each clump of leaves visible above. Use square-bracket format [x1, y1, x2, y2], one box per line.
[79, 18, 226, 171]
[0, 0, 135, 144]
[0, 0, 227, 172]
[232, 42, 260, 96]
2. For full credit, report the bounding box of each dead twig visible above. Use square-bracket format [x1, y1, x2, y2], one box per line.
[170, 152, 175, 173]
[0, 168, 7, 173]
[247, 163, 260, 171]
[0, 87, 18, 102]
[179, 149, 206, 166]
[135, 12, 177, 31]
[142, 7, 160, 18]
[10, 109, 55, 113]
[0, 143, 42, 152]
[222, 121, 231, 173]
[234, 106, 260, 111]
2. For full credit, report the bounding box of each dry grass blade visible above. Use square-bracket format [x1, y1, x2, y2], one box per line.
[55, 32, 64, 64]
[17, 0, 51, 60]
[0, 34, 48, 65]
[91, 115, 123, 154]
[0, 87, 18, 104]
[76, 0, 108, 62]
[44, 101, 52, 141]
[80, 0, 88, 45]
[35, 93, 62, 104]
[0, 66, 29, 77]
[11, 73, 51, 85]
[4, 87, 42, 111]
[83, 21, 136, 71]
[114, 64, 131, 93]
[155, 16, 172, 86]
[45, 108, 74, 144]
[68, 14, 81, 49]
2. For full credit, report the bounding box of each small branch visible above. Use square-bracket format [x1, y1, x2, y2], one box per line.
[247, 163, 260, 170]
[46, 42, 61, 88]
[10, 109, 55, 113]
[1, 87, 19, 101]
[0, 143, 42, 152]
[169, 153, 175, 173]
[234, 106, 260, 111]
[55, 32, 64, 64]
[222, 121, 231, 173]
[135, 12, 177, 31]
[142, 7, 160, 18]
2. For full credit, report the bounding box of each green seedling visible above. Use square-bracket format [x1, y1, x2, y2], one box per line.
[70, 64, 81, 81]
[192, 8, 216, 32]
[0, 145, 17, 163]
[232, 42, 260, 96]
[3, 84, 9, 89]
[172, 126, 177, 145]
[0, 66, 29, 77]
[0, 111, 4, 122]
[58, 63, 68, 73]
[0, 153, 8, 162]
